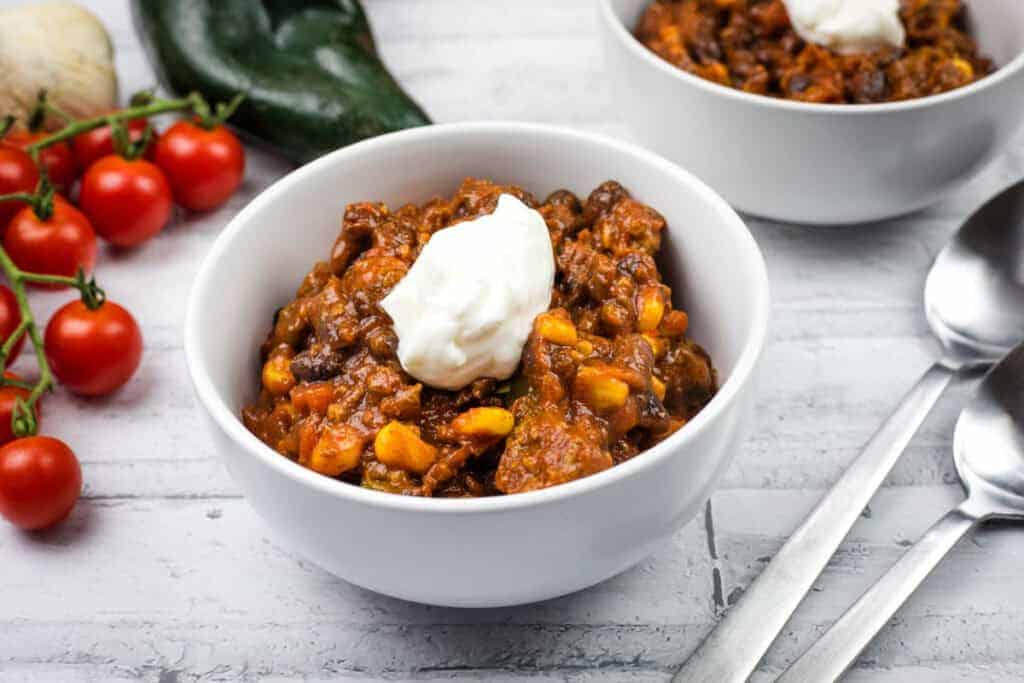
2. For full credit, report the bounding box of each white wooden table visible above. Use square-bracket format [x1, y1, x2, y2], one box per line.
[3, 2, 1024, 681]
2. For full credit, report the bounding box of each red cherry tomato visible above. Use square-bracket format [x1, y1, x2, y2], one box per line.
[45, 299, 143, 397]
[2, 131, 77, 192]
[4, 196, 97, 288]
[0, 373, 39, 446]
[0, 286, 25, 366]
[78, 155, 172, 247]
[152, 120, 245, 211]
[0, 436, 80, 530]
[0, 145, 39, 231]
[73, 116, 150, 171]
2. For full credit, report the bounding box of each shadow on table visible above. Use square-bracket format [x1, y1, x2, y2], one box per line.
[15, 497, 101, 548]
[280, 533, 715, 675]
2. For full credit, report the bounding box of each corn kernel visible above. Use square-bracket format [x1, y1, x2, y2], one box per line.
[536, 313, 578, 346]
[600, 222, 616, 250]
[305, 424, 365, 476]
[262, 355, 295, 396]
[651, 376, 667, 402]
[452, 407, 515, 439]
[374, 421, 438, 475]
[952, 57, 974, 80]
[575, 340, 594, 356]
[636, 286, 666, 332]
[642, 332, 667, 359]
[576, 366, 630, 411]
[659, 25, 681, 43]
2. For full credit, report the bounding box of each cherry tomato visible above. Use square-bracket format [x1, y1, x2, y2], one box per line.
[0, 286, 25, 366]
[78, 155, 172, 247]
[0, 145, 39, 232]
[73, 116, 149, 171]
[0, 373, 39, 446]
[4, 196, 97, 288]
[152, 120, 245, 211]
[3, 131, 77, 192]
[45, 299, 143, 397]
[0, 436, 80, 530]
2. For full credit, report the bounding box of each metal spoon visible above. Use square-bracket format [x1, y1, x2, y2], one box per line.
[674, 179, 1024, 683]
[778, 342, 1024, 682]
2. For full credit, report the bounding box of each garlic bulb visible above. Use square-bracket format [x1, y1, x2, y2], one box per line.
[0, 2, 118, 129]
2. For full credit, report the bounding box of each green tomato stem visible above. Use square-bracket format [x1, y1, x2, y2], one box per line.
[17, 272, 79, 288]
[0, 318, 30, 368]
[27, 94, 196, 151]
[0, 192, 37, 206]
[0, 246, 52, 436]
[1, 377, 34, 392]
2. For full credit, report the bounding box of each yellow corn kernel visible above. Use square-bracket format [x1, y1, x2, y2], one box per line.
[536, 313, 578, 346]
[952, 57, 974, 80]
[600, 222, 616, 250]
[636, 286, 666, 333]
[374, 421, 438, 475]
[642, 332, 667, 359]
[659, 25, 681, 43]
[452, 407, 515, 439]
[575, 340, 594, 356]
[576, 366, 630, 412]
[651, 376, 667, 402]
[262, 355, 295, 396]
[306, 424, 365, 477]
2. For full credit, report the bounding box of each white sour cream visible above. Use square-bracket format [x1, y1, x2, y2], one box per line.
[380, 194, 555, 391]
[783, 0, 905, 55]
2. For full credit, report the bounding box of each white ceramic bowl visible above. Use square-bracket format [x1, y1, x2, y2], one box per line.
[599, 0, 1024, 225]
[184, 122, 769, 607]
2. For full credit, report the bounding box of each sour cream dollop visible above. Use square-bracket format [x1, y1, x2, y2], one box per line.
[783, 0, 905, 55]
[380, 194, 555, 391]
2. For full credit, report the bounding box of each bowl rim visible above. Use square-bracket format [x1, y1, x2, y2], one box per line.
[597, 0, 1024, 115]
[184, 121, 770, 515]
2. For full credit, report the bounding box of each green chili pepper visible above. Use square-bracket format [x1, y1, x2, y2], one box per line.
[133, 0, 431, 163]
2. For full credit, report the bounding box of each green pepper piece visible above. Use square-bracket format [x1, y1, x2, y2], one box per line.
[132, 0, 431, 163]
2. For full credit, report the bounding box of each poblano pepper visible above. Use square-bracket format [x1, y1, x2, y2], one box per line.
[132, 0, 431, 163]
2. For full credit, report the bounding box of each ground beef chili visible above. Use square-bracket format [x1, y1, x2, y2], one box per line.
[636, 0, 994, 103]
[242, 179, 717, 497]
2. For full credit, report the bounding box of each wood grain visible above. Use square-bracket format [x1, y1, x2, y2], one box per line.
[1, 0, 1023, 681]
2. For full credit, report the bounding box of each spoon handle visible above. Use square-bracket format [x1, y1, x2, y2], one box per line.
[777, 504, 979, 682]
[673, 362, 955, 683]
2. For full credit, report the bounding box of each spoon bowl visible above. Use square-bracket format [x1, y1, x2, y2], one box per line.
[954, 343, 1024, 517]
[925, 179, 1024, 367]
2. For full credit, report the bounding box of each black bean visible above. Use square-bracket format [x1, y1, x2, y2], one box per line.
[290, 346, 343, 383]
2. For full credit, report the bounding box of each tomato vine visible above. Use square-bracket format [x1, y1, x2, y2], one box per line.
[0, 89, 239, 437]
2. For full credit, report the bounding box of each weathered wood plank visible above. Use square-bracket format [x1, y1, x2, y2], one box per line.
[4, 488, 1024, 680]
